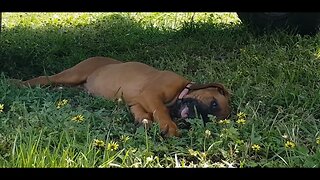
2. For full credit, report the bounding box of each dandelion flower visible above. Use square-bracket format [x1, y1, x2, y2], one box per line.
[71, 114, 84, 123]
[251, 144, 261, 152]
[218, 119, 230, 125]
[61, 99, 68, 104]
[0, 104, 4, 113]
[316, 137, 320, 145]
[237, 112, 246, 119]
[142, 119, 149, 124]
[285, 141, 296, 149]
[205, 129, 211, 138]
[107, 141, 119, 151]
[57, 99, 69, 109]
[236, 118, 246, 125]
[57, 99, 68, 109]
[93, 139, 105, 148]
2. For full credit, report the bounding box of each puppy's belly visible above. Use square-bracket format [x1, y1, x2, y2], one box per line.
[83, 63, 156, 102]
[83, 80, 121, 100]
[83, 75, 143, 101]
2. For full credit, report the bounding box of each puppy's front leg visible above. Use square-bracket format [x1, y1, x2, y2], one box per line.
[130, 104, 153, 127]
[139, 97, 180, 137]
[153, 105, 180, 137]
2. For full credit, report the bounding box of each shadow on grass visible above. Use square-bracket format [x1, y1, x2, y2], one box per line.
[0, 13, 250, 79]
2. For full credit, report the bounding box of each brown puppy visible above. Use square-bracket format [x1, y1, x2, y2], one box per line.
[22, 56, 231, 137]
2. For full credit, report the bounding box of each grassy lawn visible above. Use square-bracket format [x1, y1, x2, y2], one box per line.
[1, 12, 320, 167]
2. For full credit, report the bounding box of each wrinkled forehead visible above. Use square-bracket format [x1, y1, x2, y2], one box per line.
[193, 87, 223, 98]
[195, 88, 229, 106]
[202, 87, 223, 95]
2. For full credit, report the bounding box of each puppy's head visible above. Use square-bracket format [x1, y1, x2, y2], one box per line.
[173, 83, 231, 125]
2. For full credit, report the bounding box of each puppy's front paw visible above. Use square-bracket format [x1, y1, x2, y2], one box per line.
[160, 122, 181, 138]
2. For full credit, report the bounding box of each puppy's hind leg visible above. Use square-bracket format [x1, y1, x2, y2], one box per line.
[23, 56, 121, 87]
[22, 68, 87, 87]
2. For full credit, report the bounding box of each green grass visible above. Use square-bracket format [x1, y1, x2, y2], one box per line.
[1, 12, 320, 167]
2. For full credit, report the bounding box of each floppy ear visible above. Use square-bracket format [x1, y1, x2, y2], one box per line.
[189, 83, 230, 97]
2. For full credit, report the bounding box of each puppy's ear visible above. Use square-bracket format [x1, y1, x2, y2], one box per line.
[189, 83, 230, 97]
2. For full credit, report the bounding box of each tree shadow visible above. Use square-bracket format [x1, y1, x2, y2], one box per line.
[0, 13, 251, 79]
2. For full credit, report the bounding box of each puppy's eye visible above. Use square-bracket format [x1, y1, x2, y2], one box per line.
[211, 101, 218, 109]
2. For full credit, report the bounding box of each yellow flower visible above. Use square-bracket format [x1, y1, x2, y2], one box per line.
[251, 144, 261, 152]
[57, 99, 69, 109]
[120, 135, 130, 143]
[71, 114, 84, 122]
[218, 119, 230, 125]
[107, 141, 119, 151]
[0, 104, 4, 113]
[236, 118, 246, 125]
[237, 112, 246, 119]
[316, 137, 320, 145]
[285, 141, 296, 149]
[93, 139, 105, 148]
